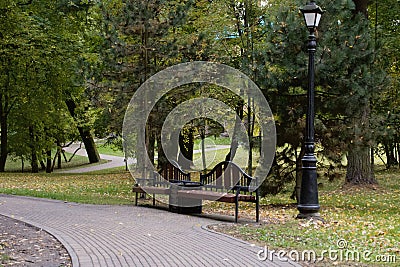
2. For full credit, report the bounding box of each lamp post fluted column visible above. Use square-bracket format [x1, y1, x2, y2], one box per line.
[297, 1, 323, 219]
[297, 30, 320, 219]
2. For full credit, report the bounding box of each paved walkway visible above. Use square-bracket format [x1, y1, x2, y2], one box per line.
[0, 195, 300, 267]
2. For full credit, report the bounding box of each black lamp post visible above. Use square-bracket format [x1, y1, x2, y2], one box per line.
[297, 1, 323, 219]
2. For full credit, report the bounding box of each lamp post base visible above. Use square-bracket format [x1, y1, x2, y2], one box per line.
[297, 204, 323, 221]
[296, 212, 323, 220]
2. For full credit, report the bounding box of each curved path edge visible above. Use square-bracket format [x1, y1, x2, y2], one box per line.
[0, 211, 80, 267]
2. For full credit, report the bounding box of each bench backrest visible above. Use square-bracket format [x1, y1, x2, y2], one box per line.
[155, 160, 191, 185]
[200, 161, 255, 191]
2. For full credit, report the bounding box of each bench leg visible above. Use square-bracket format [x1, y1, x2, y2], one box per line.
[153, 193, 155, 206]
[235, 191, 240, 223]
[256, 189, 260, 222]
[235, 201, 239, 223]
[135, 192, 138, 206]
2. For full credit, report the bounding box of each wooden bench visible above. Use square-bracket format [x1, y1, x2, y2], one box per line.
[179, 161, 259, 222]
[132, 161, 259, 223]
[132, 161, 190, 206]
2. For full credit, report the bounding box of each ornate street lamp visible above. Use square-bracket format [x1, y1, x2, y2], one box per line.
[297, 1, 323, 219]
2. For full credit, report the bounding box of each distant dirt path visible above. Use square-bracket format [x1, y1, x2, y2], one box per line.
[58, 143, 231, 174]
[57, 143, 128, 174]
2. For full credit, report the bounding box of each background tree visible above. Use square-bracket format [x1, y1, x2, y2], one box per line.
[369, 0, 400, 169]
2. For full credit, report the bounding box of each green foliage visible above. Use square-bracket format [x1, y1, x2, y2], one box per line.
[0, 0, 101, 171]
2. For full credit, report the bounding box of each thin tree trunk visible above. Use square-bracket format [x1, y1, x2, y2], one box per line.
[29, 126, 39, 173]
[46, 150, 52, 173]
[57, 141, 62, 169]
[0, 66, 10, 172]
[397, 143, 400, 168]
[77, 127, 100, 163]
[146, 123, 155, 165]
[65, 99, 100, 163]
[226, 101, 244, 162]
[293, 146, 305, 203]
[40, 160, 46, 171]
[31, 153, 39, 173]
[178, 128, 194, 169]
[156, 132, 168, 170]
[0, 108, 7, 172]
[247, 97, 255, 176]
[200, 126, 206, 172]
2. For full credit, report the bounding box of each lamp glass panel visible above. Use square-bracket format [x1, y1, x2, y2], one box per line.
[315, 13, 322, 27]
[304, 12, 316, 27]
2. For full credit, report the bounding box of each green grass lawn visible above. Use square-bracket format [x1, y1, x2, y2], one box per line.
[97, 143, 125, 157]
[208, 168, 400, 266]
[0, 172, 134, 205]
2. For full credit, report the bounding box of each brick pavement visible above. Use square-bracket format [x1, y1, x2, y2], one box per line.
[0, 194, 301, 267]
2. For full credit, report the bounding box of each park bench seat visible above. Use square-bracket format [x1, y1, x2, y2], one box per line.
[132, 161, 190, 205]
[132, 161, 259, 222]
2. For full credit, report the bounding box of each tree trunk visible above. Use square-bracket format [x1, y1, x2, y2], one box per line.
[0, 109, 8, 172]
[397, 143, 400, 168]
[46, 150, 52, 173]
[0, 67, 10, 172]
[78, 127, 100, 163]
[146, 124, 155, 165]
[29, 126, 39, 173]
[346, 107, 377, 184]
[293, 146, 305, 203]
[226, 101, 244, 162]
[346, 145, 377, 184]
[200, 127, 206, 172]
[178, 128, 194, 169]
[247, 97, 255, 176]
[21, 157, 24, 173]
[384, 142, 398, 168]
[345, 1, 376, 184]
[156, 132, 168, 170]
[40, 160, 46, 171]
[31, 153, 39, 173]
[65, 99, 100, 163]
[57, 141, 62, 169]
[353, 0, 369, 17]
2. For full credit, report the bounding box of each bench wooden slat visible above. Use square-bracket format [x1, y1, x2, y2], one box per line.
[133, 161, 190, 207]
[132, 186, 170, 195]
[177, 190, 236, 202]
